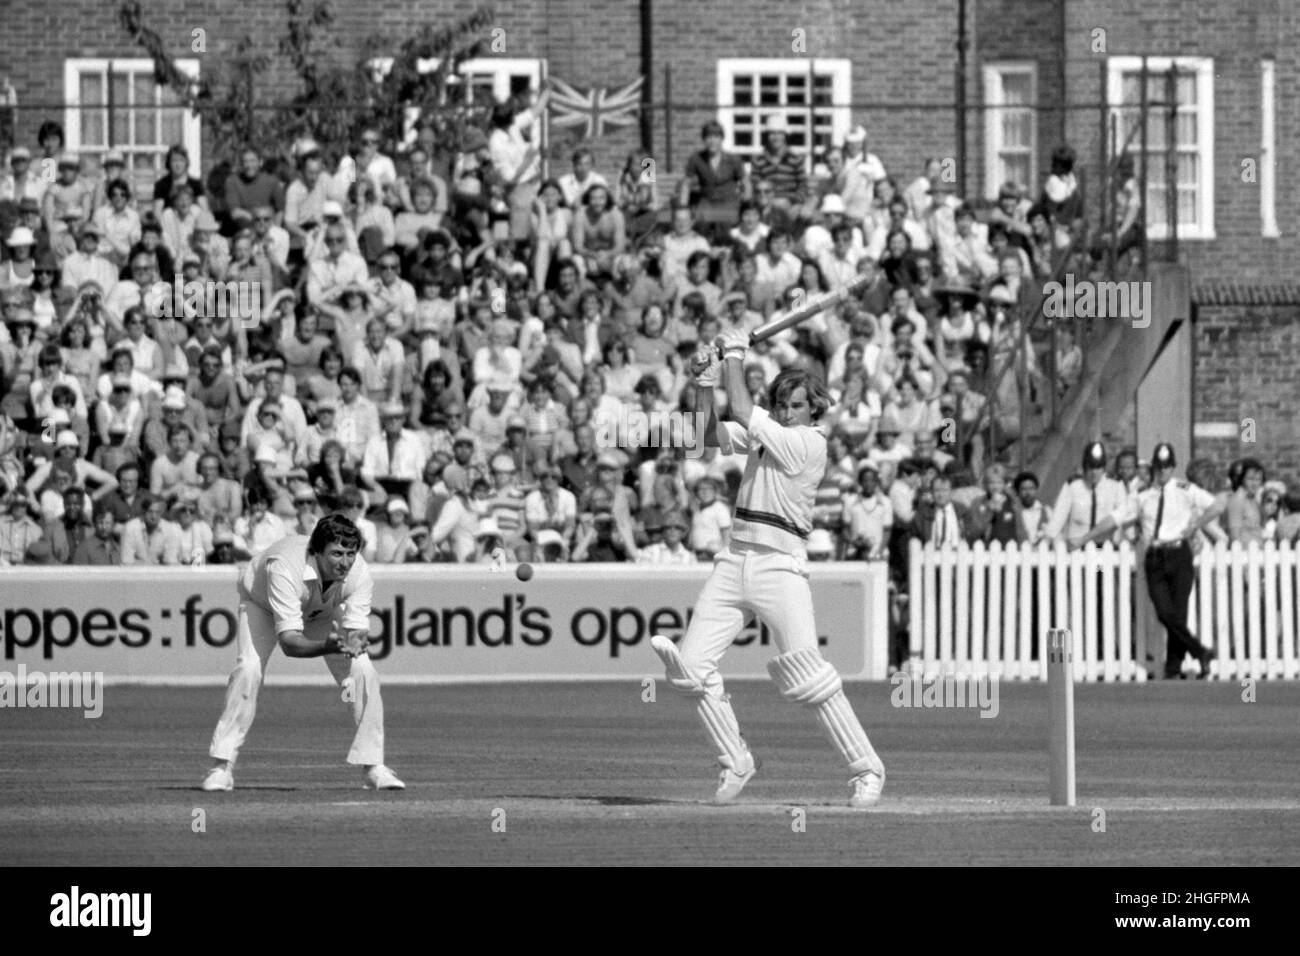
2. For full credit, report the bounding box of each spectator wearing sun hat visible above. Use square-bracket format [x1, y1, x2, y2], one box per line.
[635, 509, 696, 564]
[361, 401, 427, 504]
[0, 486, 44, 566]
[1, 145, 47, 206]
[243, 399, 296, 475]
[424, 463, 477, 562]
[59, 220, 118, 295]
[373, 495, 420, 563]
[41, 152, 91, 242]
[186, 207, 231, 280]
[801, 193, 865, 263]
[2, 226, 38, 286]
[302, 198, 358, 264]
[523, 462, 577, 550]
[168, 486, 213, 565]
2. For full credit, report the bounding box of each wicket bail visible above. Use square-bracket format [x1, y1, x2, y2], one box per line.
[1047, 628, 1077, 806]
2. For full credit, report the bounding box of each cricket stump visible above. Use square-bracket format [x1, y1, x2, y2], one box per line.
[1047, 628, 1076, 806]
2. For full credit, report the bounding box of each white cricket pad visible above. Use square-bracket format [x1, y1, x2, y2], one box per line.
[768, 649, 883, 777]
[766, 647, 842, 704]
[650, 635, 751, 771]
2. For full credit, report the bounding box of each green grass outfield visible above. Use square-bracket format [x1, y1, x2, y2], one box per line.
[1, 681, 1297, 865]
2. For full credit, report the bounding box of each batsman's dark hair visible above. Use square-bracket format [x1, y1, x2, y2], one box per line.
[767, 368, 830, 422]
[309, 512, 363, 555]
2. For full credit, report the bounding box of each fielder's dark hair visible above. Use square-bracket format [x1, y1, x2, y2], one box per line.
[767, 368, 830, 422]
[308, 512, 364, 555]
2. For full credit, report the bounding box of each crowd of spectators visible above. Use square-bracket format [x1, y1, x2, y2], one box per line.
[0, 107, 1270, 571]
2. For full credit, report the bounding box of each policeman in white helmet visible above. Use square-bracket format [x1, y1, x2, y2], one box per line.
[1092, 442, 1225, 678]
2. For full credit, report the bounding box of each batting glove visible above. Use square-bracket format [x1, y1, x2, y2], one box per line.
[714, 327, 750, 361]
[689, 345, 721, 388]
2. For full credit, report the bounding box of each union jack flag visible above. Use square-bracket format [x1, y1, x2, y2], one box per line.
[546, 76, 644, 139]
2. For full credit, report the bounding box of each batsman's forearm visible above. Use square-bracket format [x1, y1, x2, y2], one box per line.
[722, 357, 752, 428]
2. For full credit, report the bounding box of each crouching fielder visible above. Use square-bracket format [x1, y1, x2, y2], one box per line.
[200, 513, 404, 791]
[650, 330, 885, 807]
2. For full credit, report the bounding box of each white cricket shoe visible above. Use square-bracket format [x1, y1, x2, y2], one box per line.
[363, 765, 406, 790]
[201, 766, 234, 792]
[713, 752, 759, 804]
[848, 770, 885, 809]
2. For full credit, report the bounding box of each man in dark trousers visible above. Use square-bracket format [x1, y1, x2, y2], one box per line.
[1092, 442, 1224, 678]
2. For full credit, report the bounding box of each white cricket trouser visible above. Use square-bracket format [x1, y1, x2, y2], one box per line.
[678, 543, 818, 691]
[208, 601, 385, 766]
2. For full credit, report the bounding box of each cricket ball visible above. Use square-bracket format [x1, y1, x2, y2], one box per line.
[515, 562, 534, 582]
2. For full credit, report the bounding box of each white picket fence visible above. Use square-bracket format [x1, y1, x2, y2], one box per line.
[907, 540, 1300, 681]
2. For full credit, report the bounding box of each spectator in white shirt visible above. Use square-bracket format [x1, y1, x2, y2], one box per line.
[368, 248, 416, 333]
[248, 204, 291, 276]
[753, 229, 802, 306]
[306, 224, 369, 304]
[802, 194, 864, 262]
[361, 401, 428, 503]
[0, 146, 47, 205]
[1014, 470, 1049, 545]
[844, 463, 893, 560]
[637, 510, 697, 564]
[473, 318, 523, 388]
[354, 128, 399, 206]
[488, 101, 542, 243]
[120, 493, 182, 565]
[843, 125, 888, 191]
[688, 476, 731, 558]
[817, 223, 867, 291]
[557, 147, 609, 209]
[303, 200, 360, 263]
[91, 181, 142, 268]
[284, 153, 331, 249]
[350, 318, 405, 405]
[523, 464, 577, 550]
[60, 224, 119, 295]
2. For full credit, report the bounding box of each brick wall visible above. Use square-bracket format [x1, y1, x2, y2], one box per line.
[1193, 301, 1300, 486]
[1064, 0, 1300, 285]
[975, 0, 1065, 201]
[1, 0, 965, 199]
[3, 0, 1296, 286]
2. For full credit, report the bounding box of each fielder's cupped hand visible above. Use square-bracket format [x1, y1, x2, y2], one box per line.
[714, 327, 750, 361]
[329, 620, 370, 657]
[689, 345, 721, 387]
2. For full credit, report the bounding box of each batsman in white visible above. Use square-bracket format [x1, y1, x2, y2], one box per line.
[200, 513, 405, 791]
[649, 327, 886, 807]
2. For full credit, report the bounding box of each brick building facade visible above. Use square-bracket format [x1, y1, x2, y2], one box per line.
[1, 0, 1295, 476]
